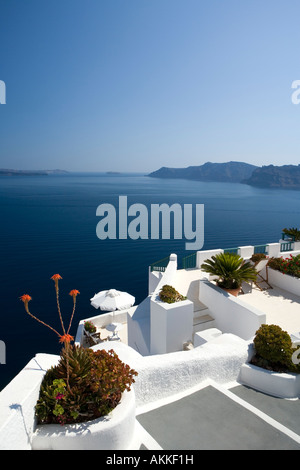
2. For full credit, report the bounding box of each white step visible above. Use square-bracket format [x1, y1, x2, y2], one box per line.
[193, 309, 215, 333]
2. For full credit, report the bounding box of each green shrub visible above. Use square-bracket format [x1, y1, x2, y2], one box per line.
[250, 253, 267, 264]
[84, 320, 96, 333]
[268, 255, 300, 279]
[159, 285, 187, 304]
[253, 324, 299, 373]
[267, 257, 282, 271]
[35, 345, 138, 425]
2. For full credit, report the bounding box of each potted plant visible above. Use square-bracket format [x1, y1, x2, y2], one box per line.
[251, 324, 299, 373]
[240, 324, 300, 398]
[20, 274, 138, 450]
[250, 252, 267, 264]
[201, 252, 257, 296]
[268, 254, 300, 279]
[84, 320, 97, 333]
[159, 284, 187, 304]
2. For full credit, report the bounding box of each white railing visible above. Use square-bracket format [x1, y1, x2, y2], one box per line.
[193, 241, 300, 268]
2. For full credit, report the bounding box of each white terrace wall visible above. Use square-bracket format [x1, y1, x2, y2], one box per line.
[199, 280, 266, 340]
[195, 242, 300, 268]
[0, 353, 59, 450]
[75, 308, 131, 346]
[196, 249, 223, 267]
[0, 333, 250, 450]
[267, 242, 300, 258]
[268, 268, 300, 297]
[128, 253, 181, 356]
[150, 254, 194, 355]
[150, 296, 194, 354]
[127, 296, 151, 356]
[96, 337, 250, 408]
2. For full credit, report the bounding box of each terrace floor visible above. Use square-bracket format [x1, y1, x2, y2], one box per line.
[133, 380, 300, 450]
[85, 281, 299, 350]
[240, 284, 300, 335]
[128, 278, 300, 450]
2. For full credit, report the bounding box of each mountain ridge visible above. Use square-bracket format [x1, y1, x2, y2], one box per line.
[148, 161, 258, 183]
[242, 164, 300, 189]
[148, 162, 300, 188]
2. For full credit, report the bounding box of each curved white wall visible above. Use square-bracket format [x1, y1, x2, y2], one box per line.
[0, 354, 60, 450]
[0, 332, 250, 449]
[199, 281, 266, 340]
[31, 388, 136, 450]
[95, 335, 250, 407]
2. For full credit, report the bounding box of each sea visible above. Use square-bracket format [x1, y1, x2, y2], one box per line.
[1, 172, 300, 390]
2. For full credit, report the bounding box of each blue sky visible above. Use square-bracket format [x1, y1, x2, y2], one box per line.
[0, 0, 300, 173]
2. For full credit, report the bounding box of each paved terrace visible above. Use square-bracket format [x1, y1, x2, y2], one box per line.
[130, 270, 300, 450]
[240, 284, 300, 335]
[77, 259, 300, 451]
[173, 266, 300, 336]
[134, 380, 300, 450]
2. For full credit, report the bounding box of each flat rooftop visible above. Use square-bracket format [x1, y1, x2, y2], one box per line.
[241, 285, 300, 334]
[134, 381, 300, 450]
[174, 267, 300, 335]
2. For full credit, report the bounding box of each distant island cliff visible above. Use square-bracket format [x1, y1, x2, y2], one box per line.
[242, 164, 300, 189]
[149, 162, 300, 189]
[148, 161, 257, 183]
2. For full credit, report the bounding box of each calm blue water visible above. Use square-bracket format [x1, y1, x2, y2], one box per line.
[1, 172, 300, 390]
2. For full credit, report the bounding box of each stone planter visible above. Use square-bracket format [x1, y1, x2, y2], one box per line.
[221, 286, 242, 297]
[31, 388, 136, 450]
[268, 268, 300, 297]
[239, 363, 300, 399]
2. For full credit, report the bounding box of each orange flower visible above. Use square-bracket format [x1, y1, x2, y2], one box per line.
[20, 294, 32, 303]
[69, 289, 80, 299]
[51, 273, 62, 290]
[59, 334, 74, 344]
[20, 294, 32, 312]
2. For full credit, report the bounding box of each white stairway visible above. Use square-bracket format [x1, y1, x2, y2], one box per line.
[193, 307, 215, 334]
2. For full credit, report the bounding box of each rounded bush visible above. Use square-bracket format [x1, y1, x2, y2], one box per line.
[253, 324, 293, 369]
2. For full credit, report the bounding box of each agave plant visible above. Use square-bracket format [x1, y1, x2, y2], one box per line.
[201, 252, 257, 290]
[35, 345, 138, 425]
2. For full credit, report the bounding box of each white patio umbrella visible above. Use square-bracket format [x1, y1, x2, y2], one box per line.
[90, 289, 135, 340]
[90, 289, 135, 311]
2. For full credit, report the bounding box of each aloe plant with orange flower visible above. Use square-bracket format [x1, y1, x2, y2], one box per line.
[20, 274, 79, 393]
[20, 274, 137, 425]
[20, 274, 79, 344]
